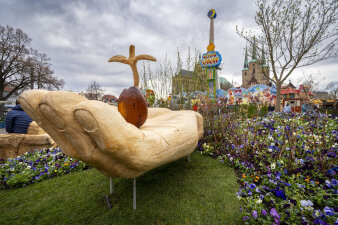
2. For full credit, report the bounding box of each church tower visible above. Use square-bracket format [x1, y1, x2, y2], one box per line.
[241, 38, 270, 89]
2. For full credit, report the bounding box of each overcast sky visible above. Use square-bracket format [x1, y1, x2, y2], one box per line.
[1, 0, 336, 96]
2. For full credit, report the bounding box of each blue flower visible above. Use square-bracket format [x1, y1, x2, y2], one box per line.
[283, 182, 291, 186]
[252, 210, 258, 219]
[332, 179, 337, 186]
[250, 184, 256, 189]
[300, 200, 313, 208]
[313, 217, 329, 225]
[323, 206, 334, 216]
[270, 208, 280, 219]
[325, 180, 332, 188]
[243, 216, 249, 221]
[273, 187, 286, 200]
[327, 169, 336, 176]
[269, 179, 277, 185]
[275, 172, 281, 180]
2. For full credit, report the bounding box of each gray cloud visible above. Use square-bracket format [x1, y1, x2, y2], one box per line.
[0, 0, 336, 95]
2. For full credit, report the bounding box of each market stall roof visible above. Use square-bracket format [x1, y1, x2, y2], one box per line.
[281, 87, 298, 94]
[281, 85, 314, 95]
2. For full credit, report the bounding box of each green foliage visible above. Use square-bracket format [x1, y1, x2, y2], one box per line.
[259, 105, 268, 117]
[0, 148, 89, 189]
[201, 143, 214, 156]
[198, 109, 337, 224]
[247, 103, 258, 118]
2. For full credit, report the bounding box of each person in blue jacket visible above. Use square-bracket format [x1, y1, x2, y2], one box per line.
[301, 103, 309, 113]
[5, 99, 32, 134]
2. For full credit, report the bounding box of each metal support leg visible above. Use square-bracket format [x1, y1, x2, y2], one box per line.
[133, 178, 136, 210]
[187, 154, 191, 163]
[105, 177, 113, 209]
[110, 177, 113, 195]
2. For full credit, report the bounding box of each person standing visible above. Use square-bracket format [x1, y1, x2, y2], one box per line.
[283, 103, 293, 113]
[5, 99, 32, 134]
[301, 103, 308, 113]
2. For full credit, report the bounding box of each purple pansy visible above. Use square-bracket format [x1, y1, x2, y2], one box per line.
[270, 208, 280, 219]
[252, 210, 258, 219]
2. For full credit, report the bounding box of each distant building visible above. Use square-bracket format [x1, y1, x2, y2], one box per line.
[281, 81, 314, 100]
[280, 81, 315, 113]
[219, 77, 233, 91]
[2, 85, 18, 104]
[242, 38, 270, 88]
[313, 91, 329, 99]
[102, 95, 118, 103]
[172, 60, 206, 95]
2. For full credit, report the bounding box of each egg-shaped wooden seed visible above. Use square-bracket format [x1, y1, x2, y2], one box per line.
[118, 86, 148, 128]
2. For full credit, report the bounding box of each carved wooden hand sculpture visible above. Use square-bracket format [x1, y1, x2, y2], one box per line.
[19, 90, 203, 178]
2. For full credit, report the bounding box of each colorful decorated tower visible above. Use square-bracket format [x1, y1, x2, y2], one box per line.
[201, 9, 222, 101]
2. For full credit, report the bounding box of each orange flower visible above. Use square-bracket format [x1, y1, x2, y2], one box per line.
[242, 174, 246, 178]
[255, 176, 260, 180]
[64, 163, 69, 166]
[254, 179, 258, 182]
[305, 178, 309, 183]
[315, 181, 319, 185]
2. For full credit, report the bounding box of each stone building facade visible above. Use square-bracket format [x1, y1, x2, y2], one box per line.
[242, 39, 270, 89]
[172, 62, 206, 95]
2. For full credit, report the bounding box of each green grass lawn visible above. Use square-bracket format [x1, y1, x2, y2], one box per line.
[0, 152, 242, 225]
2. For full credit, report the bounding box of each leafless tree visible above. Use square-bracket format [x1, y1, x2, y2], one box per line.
[296, 71, 325, 99]
[326, 81, 338, 99]
[220, 81, 233, 91]
[28, 50, 65, 90]
[0, 25, 32, 101]
[0, 25, 64, 100]
[140, 54, 174, 100]
[86, 81, 103, 100]
[237, 0, 338, 111]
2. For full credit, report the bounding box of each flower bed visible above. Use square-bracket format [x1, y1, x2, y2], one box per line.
[199, 112, 337, 225]
[0, 148, 89, 189]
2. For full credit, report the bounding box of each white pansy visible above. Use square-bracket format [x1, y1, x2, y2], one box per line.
[271, 163, 276, 170]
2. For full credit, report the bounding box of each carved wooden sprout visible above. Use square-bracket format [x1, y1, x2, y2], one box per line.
[108, 45, 156, 128]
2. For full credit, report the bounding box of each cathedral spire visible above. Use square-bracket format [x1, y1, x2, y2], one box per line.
[243, 45, 249, 70]
[252, 36, 257, 60]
